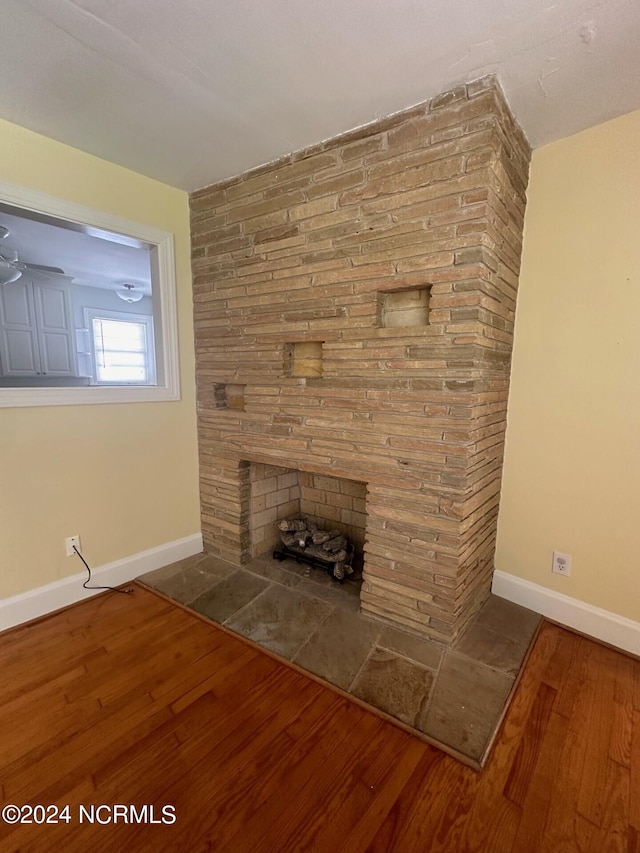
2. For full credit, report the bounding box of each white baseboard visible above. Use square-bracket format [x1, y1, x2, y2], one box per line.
[0, 533, 203, 633]
[492, 570, 640, 657]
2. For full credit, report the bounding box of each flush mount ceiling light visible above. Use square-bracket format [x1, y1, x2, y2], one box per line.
[116, 282, 144, 303]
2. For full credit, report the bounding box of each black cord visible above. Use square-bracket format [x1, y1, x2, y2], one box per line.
[73, 545, 133, 595]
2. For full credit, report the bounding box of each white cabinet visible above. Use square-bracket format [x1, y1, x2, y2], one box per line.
[0, 277, 77, 377]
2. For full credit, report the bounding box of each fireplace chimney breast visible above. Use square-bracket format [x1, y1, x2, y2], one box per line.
[190, 76, 531, 643]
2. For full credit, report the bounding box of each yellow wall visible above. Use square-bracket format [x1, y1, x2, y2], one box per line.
[0, 119, 200, 598]
[496, 109, 640, 622]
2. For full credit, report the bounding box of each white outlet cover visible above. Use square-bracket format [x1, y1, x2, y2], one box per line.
[65, 535, 81, 557]
[552, 550, 572, 576]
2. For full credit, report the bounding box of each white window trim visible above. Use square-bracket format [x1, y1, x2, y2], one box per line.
[0, 181, 180, 408]
[84, 307, 156, 386]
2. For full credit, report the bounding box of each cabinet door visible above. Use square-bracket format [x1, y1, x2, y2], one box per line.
[33, 281, 77, 376]
[0, 278, 42, 375]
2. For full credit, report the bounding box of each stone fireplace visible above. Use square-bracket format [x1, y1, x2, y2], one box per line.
[190, 76, 531, 643]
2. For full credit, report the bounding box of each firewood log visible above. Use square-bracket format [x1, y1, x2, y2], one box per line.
[311, 531, 331, 545]
[322, 534, 347, 554]
[278, 518, 307, 532]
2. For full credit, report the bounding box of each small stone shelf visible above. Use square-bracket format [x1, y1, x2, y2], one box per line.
[213, 383, 245, 410]
[285, 341, 323, 378]
[379, 287, 430, 327]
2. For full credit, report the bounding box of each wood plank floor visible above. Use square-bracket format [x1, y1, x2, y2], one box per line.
[0, 584, 637, 853]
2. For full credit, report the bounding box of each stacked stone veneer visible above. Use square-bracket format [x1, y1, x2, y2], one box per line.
[190, 76, 530, 643]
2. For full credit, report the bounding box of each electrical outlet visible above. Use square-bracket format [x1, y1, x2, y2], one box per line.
[65, 535, 81, 557]
[552, 550, 572, 577]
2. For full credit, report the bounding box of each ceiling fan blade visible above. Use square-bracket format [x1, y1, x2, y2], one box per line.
[21, 262, 66, 275]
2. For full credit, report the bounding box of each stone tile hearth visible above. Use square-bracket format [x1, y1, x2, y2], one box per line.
[139, 552, 540, 767]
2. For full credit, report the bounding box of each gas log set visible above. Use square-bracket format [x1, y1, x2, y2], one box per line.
[273, 517, 355, 581]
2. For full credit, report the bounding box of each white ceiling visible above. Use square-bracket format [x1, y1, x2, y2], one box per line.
[2, 0, 639, 192]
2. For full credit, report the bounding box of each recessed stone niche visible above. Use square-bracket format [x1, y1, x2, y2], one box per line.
[380, 288, 430, 327]
[212, 383, 245, 410]
[191, 76, 531, 643]
[286, 342, 323, 378]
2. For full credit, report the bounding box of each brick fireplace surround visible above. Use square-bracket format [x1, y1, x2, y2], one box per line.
[190, 76, 531, 644]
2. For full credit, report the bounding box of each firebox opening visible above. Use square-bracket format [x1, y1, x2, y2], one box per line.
[249, 463, 366, 577]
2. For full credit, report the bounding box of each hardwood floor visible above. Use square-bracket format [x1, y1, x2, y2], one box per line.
[0, 584, 637, 853]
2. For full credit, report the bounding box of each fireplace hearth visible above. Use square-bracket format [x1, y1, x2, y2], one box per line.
[191, 76, 531, 643]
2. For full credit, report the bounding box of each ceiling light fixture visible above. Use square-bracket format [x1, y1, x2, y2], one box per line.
[116, 283, 144, 303]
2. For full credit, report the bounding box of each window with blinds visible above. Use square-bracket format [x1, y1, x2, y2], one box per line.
[85, 310, 156, 385]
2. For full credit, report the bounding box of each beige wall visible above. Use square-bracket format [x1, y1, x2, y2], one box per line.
[0, 119, 200, 599]
[496, 109, 640, 622]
